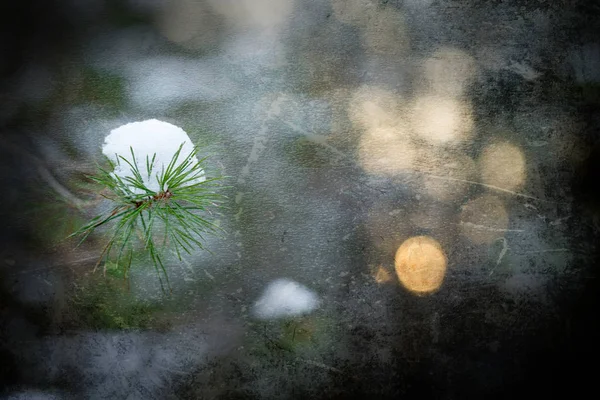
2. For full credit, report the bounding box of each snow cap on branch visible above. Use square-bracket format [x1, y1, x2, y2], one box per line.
[102, 119, 205, 194]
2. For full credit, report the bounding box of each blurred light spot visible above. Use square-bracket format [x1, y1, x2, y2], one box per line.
[208, 0, 294, 30]
[358, 126, 417, 176]
[479, 141, 526, 191]
[394, 236, 447, 295]
[459, 195, 509, 244]
[331, 0, 377, 27]
[373, 266, 392, 284]
[422, 47, 477, 97]
[410, 95, 474, 145]
[416, 151, 476, 202]
[156, 0, 221, 49]
[362, 7, 409, 56]
[349, 86, 403, 130]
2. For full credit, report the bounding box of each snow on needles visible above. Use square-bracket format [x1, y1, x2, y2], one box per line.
[102, 119, 205, 194]
[253, 279, 320, 319]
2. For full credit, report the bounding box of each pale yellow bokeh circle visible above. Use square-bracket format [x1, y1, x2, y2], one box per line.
[156, 0, 220, 48]
[348, 86, 402, 130]
[358, 126, 417, 176]
[479, 141, 526, 191]
[410, 95, 474, 145]
[422, 47, 477, 97]
[394, 236, 447, 295]
[207, 0, 294, 29]
[372, 266, 393, 284]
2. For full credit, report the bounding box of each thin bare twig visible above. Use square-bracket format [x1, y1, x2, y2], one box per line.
[490, 237, 509, 276]
[459, 222, 525, 233]
[421, 173, 548, 202]
[295, 358, 343, 374]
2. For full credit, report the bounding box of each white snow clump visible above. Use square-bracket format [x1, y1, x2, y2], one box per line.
[253, 279, 320, 319]
[102, 119, 205, 194]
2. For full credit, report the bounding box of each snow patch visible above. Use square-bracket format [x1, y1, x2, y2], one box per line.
[102, 119, 205, 194]
[253, 279, 319, 319]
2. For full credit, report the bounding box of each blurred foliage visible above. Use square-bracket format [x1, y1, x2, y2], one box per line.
[24, 194, 84, 247]
[248, 314, 340, 358]
[278, 317, 318, 349]
[78, 68, 127, 110]
[69, 272, 162, 330]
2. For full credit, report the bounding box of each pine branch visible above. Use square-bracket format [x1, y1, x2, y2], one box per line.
[70, 144, 224, 293]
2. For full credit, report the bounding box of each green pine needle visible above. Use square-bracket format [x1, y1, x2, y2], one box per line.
[70, 144, 225, 293]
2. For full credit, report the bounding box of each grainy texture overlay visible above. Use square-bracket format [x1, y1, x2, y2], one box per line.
[1, 1, 599, 399]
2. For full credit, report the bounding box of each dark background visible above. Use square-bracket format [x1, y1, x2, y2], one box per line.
[1, 1, 599, 399]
